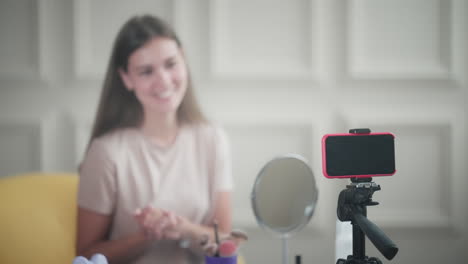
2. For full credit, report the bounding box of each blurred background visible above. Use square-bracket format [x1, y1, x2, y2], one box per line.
[0, 0, 467, 263]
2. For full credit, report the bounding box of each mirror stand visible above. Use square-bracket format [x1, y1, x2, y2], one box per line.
[251, 154, 318, 264]
[281, 234, 289, 264]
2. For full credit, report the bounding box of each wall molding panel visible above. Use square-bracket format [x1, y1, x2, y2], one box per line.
[209, 0, 319, 80]
[0, 0, 44, 84]
[0, 118, 41, 176]
[342, 0, 464, 89]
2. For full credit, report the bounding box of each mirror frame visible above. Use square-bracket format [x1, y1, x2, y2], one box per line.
[251, 153, 318, 236]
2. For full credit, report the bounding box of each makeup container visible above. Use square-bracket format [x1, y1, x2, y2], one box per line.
[205, 255, 237, 264]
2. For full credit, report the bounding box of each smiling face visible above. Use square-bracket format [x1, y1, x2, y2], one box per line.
[119, 37, 188, 120]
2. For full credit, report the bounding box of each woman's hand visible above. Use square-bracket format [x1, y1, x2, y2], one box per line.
[134, 206, 186, 241]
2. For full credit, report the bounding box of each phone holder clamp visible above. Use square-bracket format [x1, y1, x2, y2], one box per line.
[336, 178, 398, 264]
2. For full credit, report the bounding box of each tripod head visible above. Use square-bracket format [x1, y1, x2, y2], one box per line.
[337, 177, 380, 222]
[337, 177, 398, 262]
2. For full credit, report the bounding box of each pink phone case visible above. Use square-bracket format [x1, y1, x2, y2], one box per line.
[321, 132, 396, 179]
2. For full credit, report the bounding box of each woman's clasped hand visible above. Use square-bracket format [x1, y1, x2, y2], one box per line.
[134, 206, 186, 241]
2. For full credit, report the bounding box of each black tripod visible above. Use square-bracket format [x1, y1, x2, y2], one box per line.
[336, 177, 399, 264]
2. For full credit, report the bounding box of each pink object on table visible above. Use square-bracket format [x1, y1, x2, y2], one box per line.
[218, 240, 237, 257]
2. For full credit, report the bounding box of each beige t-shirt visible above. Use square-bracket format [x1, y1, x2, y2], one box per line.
[78, 123, 233, 264]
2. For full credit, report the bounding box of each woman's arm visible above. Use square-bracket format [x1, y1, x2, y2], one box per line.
[212, 191, 232, 233]
[76, 207, 150, 264]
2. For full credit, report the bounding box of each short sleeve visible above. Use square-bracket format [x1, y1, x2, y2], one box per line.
[77, 138, 117, 215]
[212, 126, 234, 192]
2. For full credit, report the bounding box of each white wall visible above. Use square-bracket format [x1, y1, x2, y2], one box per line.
[0, 0, 467, 263]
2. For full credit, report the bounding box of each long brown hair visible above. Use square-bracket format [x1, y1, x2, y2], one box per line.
[88, 15, 206, 146]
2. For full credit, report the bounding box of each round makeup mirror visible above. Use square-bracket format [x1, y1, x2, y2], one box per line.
[251, 154, 318, 264]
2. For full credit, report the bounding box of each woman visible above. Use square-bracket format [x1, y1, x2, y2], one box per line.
[76, 15, 233, 264]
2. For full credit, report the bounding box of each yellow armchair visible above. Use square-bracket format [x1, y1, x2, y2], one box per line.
[0, 172, 78, 264]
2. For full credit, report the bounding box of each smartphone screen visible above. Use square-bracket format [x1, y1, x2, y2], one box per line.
[322, 133, 396, 178]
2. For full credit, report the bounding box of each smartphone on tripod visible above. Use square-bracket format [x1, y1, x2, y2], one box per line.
[322, 130, 399, 263]
[322, 131, 396, 179]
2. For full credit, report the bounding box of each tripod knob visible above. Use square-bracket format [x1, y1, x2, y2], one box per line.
[337, 190, 353, 221]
